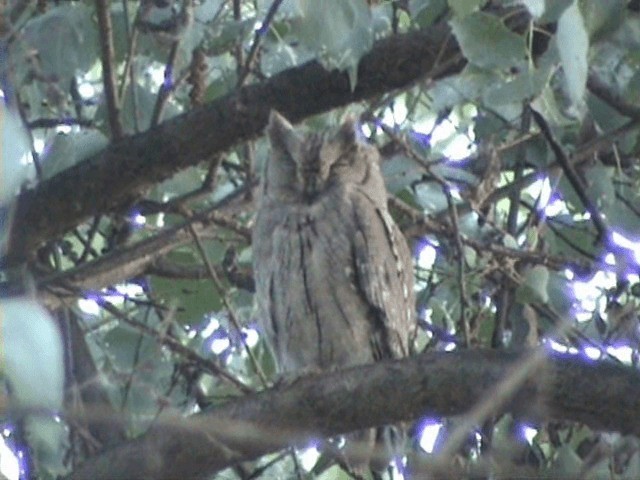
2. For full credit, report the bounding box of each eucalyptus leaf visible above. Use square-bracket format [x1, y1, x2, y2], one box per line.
[584, 164, 615, 210]
[450, 12, 526, 70]
[483, 62, 553, 106]
[462, 245, 477, 267]
[415, 182, 449, 214]
[448, 0, 486, 17]
[150, 276, 224, 324]
[381, 154, 424, 193]
[207, 18, 256, 56]
[412, 0, 447, 28]
[622, 452, 640, 480]
[516, 265, 550, 304]
[0, 298, 64, 410]
[548, 445, 584, 477]
[96, 83, 182, 134]
[546, 272, 575, 318]
[291, 0, 374, 89]
[0, 104, 32, 204]
[536, 0, 573, 23]
[556, 2, 589, 107]
[23, 5, 98, 86]
[580, 0, 625, 40]
[521, 0, 545, 18]
[40, 131, 109, 181]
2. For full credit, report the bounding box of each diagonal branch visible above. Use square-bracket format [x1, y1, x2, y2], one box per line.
[5, 20, 469, 266]
[530, 108, 610, 243]
[95, 0, 123, 139]
[64, 348, 640, 480]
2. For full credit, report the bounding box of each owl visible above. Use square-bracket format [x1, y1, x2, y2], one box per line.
[253, 111, 415, 472]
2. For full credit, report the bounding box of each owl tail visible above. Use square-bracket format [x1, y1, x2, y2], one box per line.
[342, 426, 405, 475]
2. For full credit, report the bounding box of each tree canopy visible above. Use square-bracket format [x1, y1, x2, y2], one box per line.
[3, 0, 640, 479]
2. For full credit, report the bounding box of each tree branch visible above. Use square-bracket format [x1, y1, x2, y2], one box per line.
[95, 0, 123, 139]
[5, 20, 469, 266]
[65, 349, 640, 480]
[36, 198, 250, 308]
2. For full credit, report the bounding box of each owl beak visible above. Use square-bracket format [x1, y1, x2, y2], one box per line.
[298, 167, 321, 201]
[303, 177, 318, 198]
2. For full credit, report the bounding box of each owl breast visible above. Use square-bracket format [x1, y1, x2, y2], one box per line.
[258, 189, 377, 371]
[253, 112, 415, 471]
[253, 111, 415, 375]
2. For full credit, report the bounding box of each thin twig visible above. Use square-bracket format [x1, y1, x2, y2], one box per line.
[150, 41, 180, 127]
[100, 299, 253, 393]
[95, 0, 123, 139]
[587, 74, 640, 120]
[530, 108, 609, 243]
[379, 123, 471, 343]
[237, 0, 285, 87]
[184, 210, 268, 386]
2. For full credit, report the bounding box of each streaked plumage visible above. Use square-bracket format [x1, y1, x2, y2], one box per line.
[253, 111, 415, 471]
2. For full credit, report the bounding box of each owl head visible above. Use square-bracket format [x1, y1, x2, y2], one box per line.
[263, 111, 384, 203]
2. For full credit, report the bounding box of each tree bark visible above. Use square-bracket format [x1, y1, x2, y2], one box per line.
[5, 21, 467, 266]
[65, 349, 640, 480]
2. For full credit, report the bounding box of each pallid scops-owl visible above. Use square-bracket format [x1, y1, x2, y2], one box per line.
[253, 111, 416, 472]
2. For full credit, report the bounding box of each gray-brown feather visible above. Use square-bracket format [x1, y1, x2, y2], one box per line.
[253, 111, 415, 470]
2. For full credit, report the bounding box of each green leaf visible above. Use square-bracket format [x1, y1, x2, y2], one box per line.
[462, 245, 477, 267]
[414, 182, 449, 214]
[502, 234, 519, 249]
[450, 12, 526, 70]
[291, 0, 374, 89]
[556, 2, 589, 107]
[195, 0, 226, 21]
[521, 0, 546, 18]
[413, 0, 448, 28]
[0, 298, 64, 410]
[150, 275, 224, 325]
[40, 131, 109, 180]
[516, 265, 550, 304]
[483, 62, 553, 106]
[584, 164, 615, 210]
[99, 83, 182, 134]
[623, 452, 640, 480]
[207, 18, 256, 56]
[103, 323, 176, 404]
[448, 0, 486, 17]
[150, 166, 208, 202]
[0, 104, 32, 204]
[381, 153, 424, 193]
[535, 0, 573, 23]
[586, 94, 629, 134]
[548, 445, 583, 477]
[428, 65, 498, 110]
[580, 0, 626, 40]
[546, 217, 599, 259]
[22, 5, 99, 86]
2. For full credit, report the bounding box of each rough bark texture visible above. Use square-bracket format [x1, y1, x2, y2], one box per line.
[65, 349, 640, 480]
[5, 22, 466, 266]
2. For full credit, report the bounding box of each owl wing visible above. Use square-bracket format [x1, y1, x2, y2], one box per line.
[351, 193, 415, 360]
[252, 198, 282, 344]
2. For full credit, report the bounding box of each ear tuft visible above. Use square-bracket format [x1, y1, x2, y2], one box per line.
[267, 110, 300, 153]
[268, 110, 293, 136]
[336, 115, 360, 145]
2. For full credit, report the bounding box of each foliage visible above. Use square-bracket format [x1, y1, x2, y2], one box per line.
[2, 0, 640, 478]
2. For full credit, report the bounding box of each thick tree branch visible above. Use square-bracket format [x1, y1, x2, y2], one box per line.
[36, 195, 250, 308]
[5, 21, 468, 266]
[66, 349, 640, 480]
